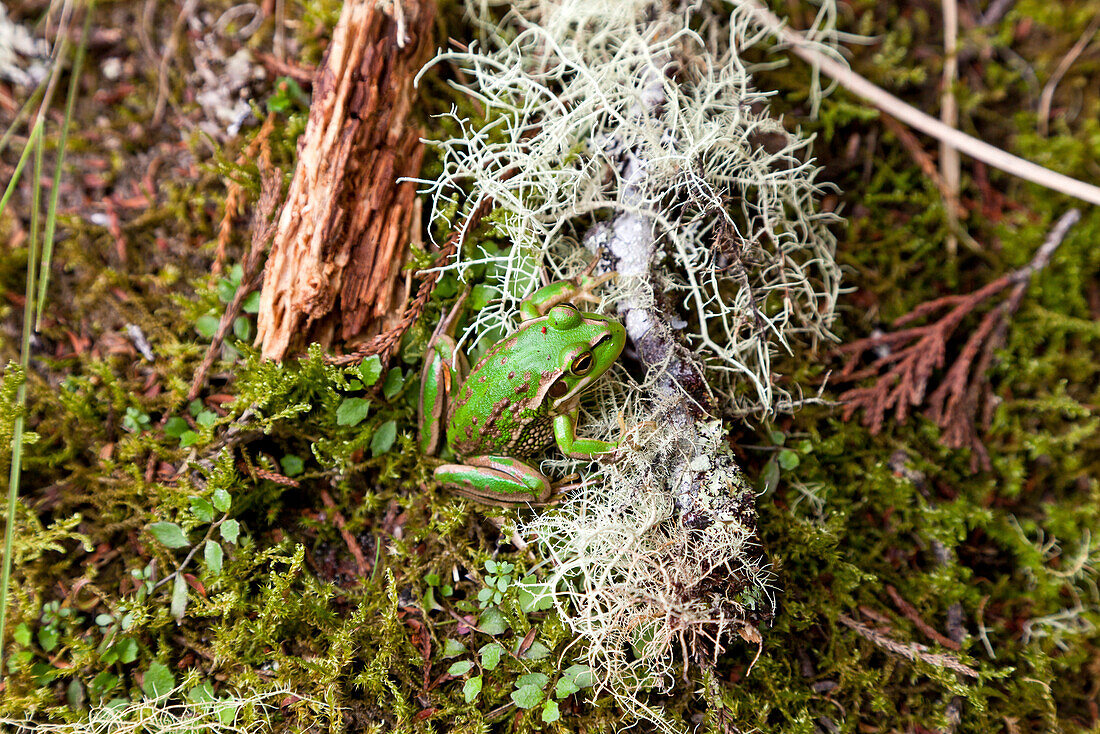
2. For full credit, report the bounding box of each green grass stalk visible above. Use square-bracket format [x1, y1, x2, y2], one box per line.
[37, 1, 95, 328]
[0, 129, 45, 681]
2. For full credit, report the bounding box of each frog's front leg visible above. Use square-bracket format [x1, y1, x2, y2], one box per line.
[418, 294, 470, 455]
[435, 456, 553, 506]
[552, 409, 617, 458]
[519, 272, 616, 320]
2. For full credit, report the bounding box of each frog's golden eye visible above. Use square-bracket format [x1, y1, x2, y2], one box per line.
[570, 352, 594, 376]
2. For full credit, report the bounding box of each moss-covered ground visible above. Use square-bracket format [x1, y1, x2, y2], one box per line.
[1, 0, 1098, 731]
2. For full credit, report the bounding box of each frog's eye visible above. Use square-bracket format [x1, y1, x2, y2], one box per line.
[570, 351, 594, 376]
[548, 304, 582, 330]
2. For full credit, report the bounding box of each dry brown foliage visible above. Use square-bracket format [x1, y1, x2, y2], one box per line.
[836, 210, 1081, 470]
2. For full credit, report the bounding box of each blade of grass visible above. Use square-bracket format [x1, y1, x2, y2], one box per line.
[0, 2, 77, 679]
[0, 124, 46, 682]
[37, 0, 95, 329]
[0, 82, 46, 159]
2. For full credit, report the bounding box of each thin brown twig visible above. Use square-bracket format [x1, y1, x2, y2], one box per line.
[1038, 13, 1100, 137]
[886, 585, 962, 651]
[319, 489, 369, 578]
[188, 148, 282, 402]
[838, 613, 979, 678]
[152, 0, 200, 126]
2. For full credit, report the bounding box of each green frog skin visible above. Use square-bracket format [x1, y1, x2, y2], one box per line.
[417, 277, 625, 505]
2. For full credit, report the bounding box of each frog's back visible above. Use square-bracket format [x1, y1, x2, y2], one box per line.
[446, 329, 559, 458]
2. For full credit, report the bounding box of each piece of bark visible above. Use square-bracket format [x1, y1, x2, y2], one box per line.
[255, 0, 434, 360]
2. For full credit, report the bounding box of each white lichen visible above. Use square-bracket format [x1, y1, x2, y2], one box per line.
[417, 0, 840, 726]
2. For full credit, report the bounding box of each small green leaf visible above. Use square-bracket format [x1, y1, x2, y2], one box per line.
[13, 623, 31, 646]
[66, 678, 85, 709]
[358, 356, 383, 386]
[382, 367, 404, 399]
[115, 637, 138, 664]
[511, 684, 543, 709]
[370, 421, 397, 456]
[447, 661, 473, 676]
[468, 284, 496, 310]
[232, 316, 251, 341]
[761, 457, 780, 492]
[442, 639, 466, 658]
[778, 449, 801, 470]
[220, 519, 240, 544]
[516, 673, 549, 689]
[554, 677, 579, 699]
[541, 700, 560, 723]
[424, 573, 440, 586]
[179, 430, 199, 448]
[522, 641, 551, 660]
[211, 487, 231, 512]
[204, 540, 223, 575]
[336, 397, 371, 426]
[477, 608, 508, 635]
[241, 291, 261, 313]
[463, 675, 482, 703]
[196, 410, 218, 428]
[217, 278, 236, 304]
[149, 522, 189, 549]
[187, 681, 215, 703]
[189, 496, 214, 523]
[142, 660, 175, 699]
[188, 399, 205, 416]
[280, 454, 305, 477]
[170, 573, 188, 621]
[37, 626, 58, 652]
[479, 642, 503, 671]
[164, 416, 189, 438]
[195, 314, 219, 339]
[563, 664, 593, 688]
[770, 429, 786, 445]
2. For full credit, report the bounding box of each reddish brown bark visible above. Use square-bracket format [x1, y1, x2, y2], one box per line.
[256, 0, 434, 360]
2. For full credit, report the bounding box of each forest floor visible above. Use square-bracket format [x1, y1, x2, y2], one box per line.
[1, 0, 1098, 732]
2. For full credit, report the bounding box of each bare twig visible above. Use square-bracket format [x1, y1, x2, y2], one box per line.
[213, 114, 276, 275]
[940, 0, 961, 256]
[320, 490, 369, 578]
[152, 0, 200, 126]
[735, 0, 1100, 206]
[839, 613, 979, 678]
[1038, 14, 1100, 136]
[978, 0, 1016, 27]
[886, 584, 962, 651]
[188, 155, 282, 402]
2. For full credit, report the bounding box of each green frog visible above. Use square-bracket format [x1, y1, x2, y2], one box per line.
[418, 276, 625, 505]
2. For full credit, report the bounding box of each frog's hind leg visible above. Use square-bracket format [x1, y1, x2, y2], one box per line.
[435, 456, 552, 506]
[418, 290, 471, 454]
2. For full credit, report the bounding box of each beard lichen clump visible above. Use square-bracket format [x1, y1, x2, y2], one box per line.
[419, 0, 839, 724]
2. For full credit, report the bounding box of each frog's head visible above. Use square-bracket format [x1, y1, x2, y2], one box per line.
[542, 303, 625, 407]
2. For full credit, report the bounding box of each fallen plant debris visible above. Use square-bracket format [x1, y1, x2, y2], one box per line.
[836, 208, 1082, 470]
